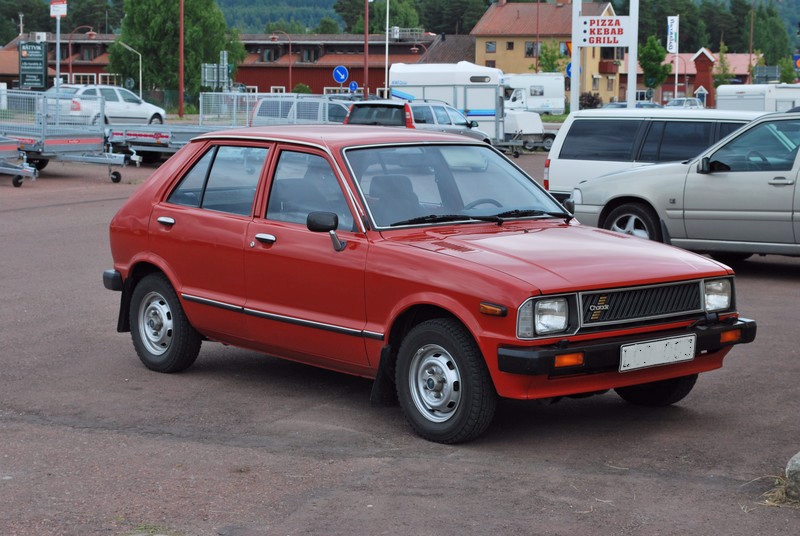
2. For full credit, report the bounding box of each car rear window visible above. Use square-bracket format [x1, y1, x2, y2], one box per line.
[558, 119, 643, 161]
[347, 105, 405, 126]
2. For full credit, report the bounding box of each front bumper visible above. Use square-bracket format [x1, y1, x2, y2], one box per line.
[103, 269, 123, 291]
[497, 317, 757, 376]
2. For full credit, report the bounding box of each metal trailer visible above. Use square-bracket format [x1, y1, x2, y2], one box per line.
[0, 90, 132, 184]
[0, 136, 37, 187]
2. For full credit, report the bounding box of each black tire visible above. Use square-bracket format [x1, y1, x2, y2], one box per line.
[541, 134, 555, 151]
[129, 273, 201, 373]
[396, 318, 497, 443]
[603, 203, 662, 242]
[615, 374, 698, 407]
[12, 175, 23, 187]
[110, 171, 122, 183]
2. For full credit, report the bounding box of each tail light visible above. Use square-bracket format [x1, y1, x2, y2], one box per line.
[543, 158, 551, 190]
[343, 103, 354, 124]
[403, 103, 415, 128]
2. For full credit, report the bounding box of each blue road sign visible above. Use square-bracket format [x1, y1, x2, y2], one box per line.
[333, 66, 349, 84]
[349, 81, 358, 92]
[566, 62, 572, 78]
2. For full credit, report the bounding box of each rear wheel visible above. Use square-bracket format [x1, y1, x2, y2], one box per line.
[396, 318, 497, 443]
[129, 273, 201, 373]
[603, 203, 662, 242]
[148, 114, 164, 125]
[615, 374, 698, 407]
[541, 134, 555, 151]
[12, 175, 23, 187]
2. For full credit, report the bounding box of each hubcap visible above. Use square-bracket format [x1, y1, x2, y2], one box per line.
[408, 344, 462, 423]
[138, 291, 173, 356]
[610, 214, 650, 240]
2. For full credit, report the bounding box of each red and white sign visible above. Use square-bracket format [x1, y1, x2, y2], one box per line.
[577, 16, 631, 47]
[50, 0, 67, 19]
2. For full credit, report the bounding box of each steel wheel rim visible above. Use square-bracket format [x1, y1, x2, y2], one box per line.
[138, 291, 173, 356]
[408, 344, 462, 423]
[610, 214, 650, 239]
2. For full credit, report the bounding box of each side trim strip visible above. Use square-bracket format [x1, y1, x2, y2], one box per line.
[182, 293, 383, 340]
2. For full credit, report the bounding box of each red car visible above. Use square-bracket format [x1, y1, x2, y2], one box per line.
[104, 125, 756, 443]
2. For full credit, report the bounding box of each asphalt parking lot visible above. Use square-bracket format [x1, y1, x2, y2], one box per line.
[1, 157, 799, 535]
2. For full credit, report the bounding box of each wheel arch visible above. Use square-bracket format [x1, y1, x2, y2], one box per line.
[370, 303, 480, 406]
[597, 196, 657, 229]
[116, 261, 169, 332]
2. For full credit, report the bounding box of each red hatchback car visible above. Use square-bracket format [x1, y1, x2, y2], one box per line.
[104, 125, 756, 443]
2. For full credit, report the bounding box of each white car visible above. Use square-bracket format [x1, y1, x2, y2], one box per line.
[664, 97, 704, 109]
[567, 111, 800, 263]
[43, 84, 166, 125]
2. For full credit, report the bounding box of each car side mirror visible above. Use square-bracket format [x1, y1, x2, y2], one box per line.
[307, 211, 346, 251]
[469, 120, 479, 128]
[698, 157, 711, 174]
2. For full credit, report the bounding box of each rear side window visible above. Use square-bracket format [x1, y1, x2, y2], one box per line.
[640, 121, 712, 162]
[718, 121, 747, 140]
[558, 119, 643, 161]
[411, 105, 434, 124]
[347, 105, 405, 126]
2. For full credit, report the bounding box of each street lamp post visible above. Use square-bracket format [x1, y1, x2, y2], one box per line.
[119, 41, 142, 98]
[269, 31, 293, 91]
[68, 26, 97, 83]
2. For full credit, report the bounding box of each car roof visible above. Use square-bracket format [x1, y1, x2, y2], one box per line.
[348, 99, 407, 107]
[568, 108, 764, 120]
[194, 124, 478, 149]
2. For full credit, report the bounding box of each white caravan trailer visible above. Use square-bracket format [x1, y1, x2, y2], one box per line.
[501, 73, 566, 115]
[716, 84, 800, 112]
[389, 61, 548, 151]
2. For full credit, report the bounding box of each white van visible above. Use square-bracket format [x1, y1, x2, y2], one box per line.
[249, 95, 350, 126]
[544, 108, 764, 202]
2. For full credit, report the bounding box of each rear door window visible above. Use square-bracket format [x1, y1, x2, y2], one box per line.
[640, 121, 712, 162]
[559, 119, 643, 161]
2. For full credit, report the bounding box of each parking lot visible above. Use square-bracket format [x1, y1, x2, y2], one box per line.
[1, 157, 799, 535]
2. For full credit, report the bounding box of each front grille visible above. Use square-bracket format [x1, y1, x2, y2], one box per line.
[580, 281, 703, 327]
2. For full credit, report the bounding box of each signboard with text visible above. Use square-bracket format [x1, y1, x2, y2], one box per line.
[18, 42, 47, 89]
[50, 0, 67, 18]
[576, 16, 631, 47]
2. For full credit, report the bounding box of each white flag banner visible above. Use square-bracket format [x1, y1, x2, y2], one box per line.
[666, 16, 679, 54]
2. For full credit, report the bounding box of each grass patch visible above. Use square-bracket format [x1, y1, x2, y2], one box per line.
[756, 476, 800, 509]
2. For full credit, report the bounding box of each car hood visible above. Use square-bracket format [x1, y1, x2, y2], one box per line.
[399, 222, 726, 294]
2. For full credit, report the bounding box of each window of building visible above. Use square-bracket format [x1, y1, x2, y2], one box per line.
[99, 74, 119, 85]
[559, 42, 570, 56]
[72, 73, 96, 84]
[592, 75, 600, 91]
[485, 60, 496, 68]
[607, 76, 615, 92]
[485, 41, 496, 54]
[525, 41, 538, 58]
[506, 41, 514, 51]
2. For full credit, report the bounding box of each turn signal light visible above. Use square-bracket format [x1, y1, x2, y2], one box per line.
[554, 352, 584, 368]
[720, 329, 741, 344]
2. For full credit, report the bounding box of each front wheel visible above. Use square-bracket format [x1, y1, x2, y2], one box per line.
[149, 115, 164, 125]
[129, 273, 201, 373]
[615, 374, 698, 407]
[603, 203, 662, 242]
[396, 318, 497, 443]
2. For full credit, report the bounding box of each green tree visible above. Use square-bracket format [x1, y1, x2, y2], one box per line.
[333, 0, 366, 33]
[370, 0, 420, 33]
[0, 0, 50, 45]
[534, 41, 563, 73]
[778, 57, 797, 84]
[108, 0, 245, 95]
[638, 35, 671, 90]
[315, 17, 340, 34]
[60, 0, 125, 34]
[712, 41, 735, 88]
[265, 20, 306, 34]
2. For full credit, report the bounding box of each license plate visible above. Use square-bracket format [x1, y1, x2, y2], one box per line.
[619, 334, 696, 372]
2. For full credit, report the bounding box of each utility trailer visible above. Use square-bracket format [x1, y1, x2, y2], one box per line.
[0, 136, 37, 187]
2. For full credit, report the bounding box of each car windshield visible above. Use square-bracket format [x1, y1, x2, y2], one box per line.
[345, 144, 566, 228]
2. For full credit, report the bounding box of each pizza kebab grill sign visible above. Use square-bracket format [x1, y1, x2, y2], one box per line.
[578, 16, 631, 47]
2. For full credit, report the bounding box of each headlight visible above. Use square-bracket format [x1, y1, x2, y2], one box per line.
[704, 279, 732, 312]
[518, 297, 570, 338]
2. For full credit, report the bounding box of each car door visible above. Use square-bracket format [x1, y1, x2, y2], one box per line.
[149, 143, 270, 339]
[118, 88, 147, 123]
[244, 147, 371, 369]
[683, 118, 800, 244]
[98, 87, 123, 123]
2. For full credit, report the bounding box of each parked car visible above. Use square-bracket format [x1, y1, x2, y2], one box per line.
[103, 125, 756, 443]
[42, 84, 166, 125]
[345, 99, 493, 143]
[567, 112, 800, 263]
[664, 97, 704, 109]
[249, 95, 351, 126]
[544, 108, 764, 201]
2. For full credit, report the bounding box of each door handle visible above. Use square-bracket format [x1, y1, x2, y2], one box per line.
[254, 233, 277, 244]
[156, 216, 175, 226]
[768, 177, 795, 186]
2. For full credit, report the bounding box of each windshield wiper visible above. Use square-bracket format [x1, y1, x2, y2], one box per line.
[491, 209, 574, 224]
[389, 214, 480, 226]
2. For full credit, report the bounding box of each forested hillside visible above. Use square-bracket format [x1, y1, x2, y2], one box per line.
[217, 0, 340, 33]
